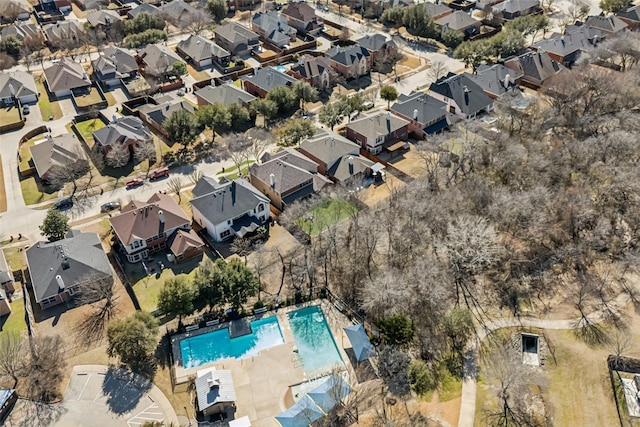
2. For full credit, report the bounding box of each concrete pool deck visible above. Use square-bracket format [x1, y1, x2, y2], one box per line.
[171, 300, 359, 427]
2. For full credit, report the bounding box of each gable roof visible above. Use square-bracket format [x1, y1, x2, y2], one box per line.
[86, 9, 122, 27]
[214, 22, 259, 44]
[251, 148, 323, 195]
[290, 55, 334, 79]
[347, 110, 410, 140]
[391, 91, 447, 124]
[533, 27, 604, 59]
[194, 83, 257, 107]
[356, 34, 396, 52]
[469, 64, 523, 97]
[328, 154, 374, 182]
[252, 11, 296, 45]
[242, 66, 298, 92]
[196, 368, 236, 412]
[435, 10, 479, 30]
[617, 4, 640, 22]
[43, 20, 84, 43]
[1, 21, 41, 41]
[139, 99, 195, 127]
[158, 0, 198, 24]
[493, 0, 539, 13]
[177, 34, 229, 62]
[93, 116, 153, 148]
[92, 46, 138, 81]
[584, 14, 628, 33]
[422, 2, 453, 18]
[282, 2, 317, 23]
[326, 45, 371, 66]
[110, 193, 190, 246]
[0, 71, 37, 100]
[168, 229, 204, 256]
[128, 3, 163, 18]
[504, 50, 564, 83]
[299, 128, 361, 165]
[190, 177, 269, 226]
[429, 72, 493, 115]
[29, 134, 87, 178]
[138, 43, 184, 76]
[44, 58, 91, 93]
[25, 232, 112, 304]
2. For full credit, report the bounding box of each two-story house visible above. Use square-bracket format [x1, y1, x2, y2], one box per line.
[213, 22, 261, 57]
[191, 177, 270, 242]
[110, 193, 203, 263]
[428, 72, 494, 119]
[467, 63, 524, 99]
[346, 110, 410, 155]
[504, 50, 565, 89]
[92, 116, 153, 154]
[252, 11, 297, 48]
[91, 46, 139, 88]
[176, 34, 231, 69]
[390, 91, 450, 138]
[281, 2, 323, 35]
[356, 34, 397, 65]
[325, 45, 372, 79]
[288, 55, 338, 91]
[242, 66, 298, 98]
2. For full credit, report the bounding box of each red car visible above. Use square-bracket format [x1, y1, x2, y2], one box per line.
[126, 178, 144, 189]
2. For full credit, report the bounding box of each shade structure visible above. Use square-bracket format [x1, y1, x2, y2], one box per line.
[343, 324, 376, 362]
[274, 395, 324, 427]
[307, 373, 351, 414]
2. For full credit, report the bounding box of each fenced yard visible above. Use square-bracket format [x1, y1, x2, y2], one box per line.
[296, 198, 359, 236]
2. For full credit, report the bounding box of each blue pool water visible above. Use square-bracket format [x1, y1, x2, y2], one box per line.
[288, 306, 343, 373]
[274, 65, 287, 73]
[180, 317, 284, 369]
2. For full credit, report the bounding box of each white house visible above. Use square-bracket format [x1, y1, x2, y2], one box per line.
[190, 177, 270, 243]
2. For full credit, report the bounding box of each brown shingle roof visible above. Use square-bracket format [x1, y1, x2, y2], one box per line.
[169, 229, 204, 256]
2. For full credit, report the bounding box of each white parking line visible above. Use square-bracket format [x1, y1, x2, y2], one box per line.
[75, 374, 91, 401]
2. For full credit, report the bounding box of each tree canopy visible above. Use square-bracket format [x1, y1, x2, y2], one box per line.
[157, 276, 194, 321]
[380, 85, 399, 109]
[277, 118, 316, 146]
[40, 209, 70, 242]
[165, 109, 200, 147]
[318, 101, 345, 130]
[107, 311, 159, 370]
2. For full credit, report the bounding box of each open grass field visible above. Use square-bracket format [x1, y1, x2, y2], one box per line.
[34, 76, 62, 120]
[20, 176, 58, 205]
[0, 106, 22, 126]
[74, 87, 105, 108]
[297, 198, 359, 236]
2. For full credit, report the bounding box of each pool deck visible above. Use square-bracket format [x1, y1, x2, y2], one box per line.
[171, 300, 360, 427]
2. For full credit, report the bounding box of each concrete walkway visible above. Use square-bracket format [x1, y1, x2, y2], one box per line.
[458, 292, 631, 427]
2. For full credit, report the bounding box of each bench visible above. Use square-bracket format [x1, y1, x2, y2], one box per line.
[206, 319, 220, 327]
[254, 307, 267, 315]
[334, 302, 344, 312]
[185, 325, 199, 332]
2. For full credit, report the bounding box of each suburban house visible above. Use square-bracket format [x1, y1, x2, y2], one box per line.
[0, 21, 43, 42]
[532, 25, 604, 65]
[227, 0, 258, 11]
[390, 91, 450, 137]
[92, 116, 153, 154]
[242, 66, 298, 98]
[356, 34, 397, 64]
[85, 9, 122, 31]
[492, 0, 541, 20]
[42, 20, 85, 45]
[110, 193, 202, 263]
[345, 110, 410, 155]
[194, 83, 256, 108]
[196, 368, 236, 418]
[137, 43, 184, 81]
[249, 148, 330, 210]
[504, 50, 565, 89]
[422, 2, 453, 20]
[176, 34, 231, 69]
[434, 11, 481, 37]
[29, 134, 88, 181]
[252, 11, 297, 48]
[26, 230, 113, 310]
[298, 129, 375, 183]
[127, 2, 163, 20]
[91, 46, 139, 88]
[0, 250, 15, 295]
[288, 55, 338, 91]
[138, 97, 196, 136]
[467, 64, 523, 99]
[617, 4, 640, 30]
[428, 72, 494, 119]
[213, 22, 261, 57]
[190, 177, 270, 242]
[0, 71, 38, 105]
[584, 14, 628, 34]
[325, 45, 372, 79]
[158, 0, 198, 27]
[43, 58, 91, 97]
[281, 2, 323, 35]
[0, 0, 31, 21]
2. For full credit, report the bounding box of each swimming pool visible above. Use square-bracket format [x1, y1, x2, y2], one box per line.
[180, 317, 284, 369]
[274, 65, 287, 73]
[288, 306, 343, 374]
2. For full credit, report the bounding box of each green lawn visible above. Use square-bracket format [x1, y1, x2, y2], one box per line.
[0, 299, 26, 335]
[35, 77, 62, 121]
[20, 176, 58, 205]
[75, 118, 107, 148]
[18, 138, 41, 172]
[297, 198, 359, 236]
[0, 107, 22, 127]
[216, 160, 255, 176]
[3, 247, 26, 272]
[104, 91, 117, 107]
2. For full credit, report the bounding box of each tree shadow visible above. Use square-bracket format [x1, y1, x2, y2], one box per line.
[101, 365, 154, 415]
[11, 399, 66, 427]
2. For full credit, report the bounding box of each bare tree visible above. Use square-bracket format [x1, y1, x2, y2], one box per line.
[0, 332, 24, 388]
[225, 133, 251, 176]
[427, 60, 447, 82]
[167, 177, 183, 204]
[74, 276, 120, 345]
[245, 128, 274, 163]
[47, 156, 91, 197]
[25, 335, 66, 401]
[188, 169, 203, 186]
[106, 144, 131, 168]
[134, 141, 158, 178]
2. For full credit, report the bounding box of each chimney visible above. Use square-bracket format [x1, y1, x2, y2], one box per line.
[62, 257, 70, 270]
[560, 35, 565, 46]
[158, 210, 165, 223]
[165, 101, 170, 111]
[8, 83, 15, 97]
[503, 73, 510, 89]
[56, 275, 65, 291]
[269, 173, 275, 188]
[348, 156, 354, 175]
[413, 108, 418, 121]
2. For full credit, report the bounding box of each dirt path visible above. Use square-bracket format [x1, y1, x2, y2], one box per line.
[458, 291, 631, 427]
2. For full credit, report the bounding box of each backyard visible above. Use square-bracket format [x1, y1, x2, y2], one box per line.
[34, 76, 62, 121]
[0, 106, 22, 127]
[74, 117, 107, 149]
[73, 87, 106, 109]
[20, 176, 59, 205]
[297, 198, 359, 236]
[0, 299, 26, 335]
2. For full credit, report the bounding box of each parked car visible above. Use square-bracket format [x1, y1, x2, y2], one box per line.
[100, 201, 121, 212]
[125, 178, 144, 189]
[22, 105, 30, 115]
[362, 101, 374, 110]
[149, 167, 169, 180]
[54, 197, 73, 210]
